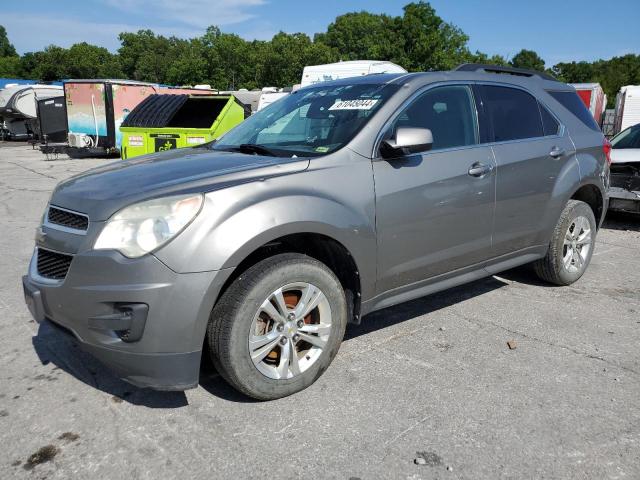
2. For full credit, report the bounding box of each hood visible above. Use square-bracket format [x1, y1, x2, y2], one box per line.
[51, 147, 310, 221]
[610, 148, 640, 164]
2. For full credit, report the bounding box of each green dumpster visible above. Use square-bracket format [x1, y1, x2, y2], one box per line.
[120, 93, 250, 159]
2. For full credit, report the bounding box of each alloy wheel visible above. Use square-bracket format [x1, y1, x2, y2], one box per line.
[562, 215, 592, 273]
[248, 282, 332, 380]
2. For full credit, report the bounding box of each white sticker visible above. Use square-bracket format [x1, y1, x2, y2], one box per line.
[329, 99, 379, 111]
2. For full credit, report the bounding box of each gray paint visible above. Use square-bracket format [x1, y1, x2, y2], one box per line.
[23, 70, 609, 390]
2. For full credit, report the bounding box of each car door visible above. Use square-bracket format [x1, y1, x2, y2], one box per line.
[478, 84, 576, 256]
[373, 84, 496, 294]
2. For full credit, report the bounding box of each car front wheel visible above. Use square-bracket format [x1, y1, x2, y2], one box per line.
[207, 253, 347, 400]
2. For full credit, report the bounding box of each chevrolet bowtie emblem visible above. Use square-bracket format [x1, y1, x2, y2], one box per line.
[35, 227, 47, 244]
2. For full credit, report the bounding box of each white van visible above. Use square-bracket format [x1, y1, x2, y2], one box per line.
[301, 60, 407, 87]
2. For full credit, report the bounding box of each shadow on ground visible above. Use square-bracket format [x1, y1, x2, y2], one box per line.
[603, 211, 640, 232]
[31, 267, 547, 404]
[345, 274, 510, 341]
[32, 321, 189, 408]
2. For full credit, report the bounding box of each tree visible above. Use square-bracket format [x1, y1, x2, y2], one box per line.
[0, 56, 21, 76]
[0, 25, 17, 58]
[118, 30, 175, 83]
[65, 43, 123, 78]
[260, 32, 336, 87]
[510, 49, 545, 72]
[551, 61, 594, 83]
[553, 55, 640, 108]
[316, 2, 476, 72]
[315, 11, 403, 63]
[398, 2, 471, 71]
[164, 38, 208, 86]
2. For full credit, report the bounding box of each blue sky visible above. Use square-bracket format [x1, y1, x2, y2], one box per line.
[2, 0, 638, 66]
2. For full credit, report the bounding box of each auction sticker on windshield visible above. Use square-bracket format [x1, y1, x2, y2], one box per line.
[329, 99, 379, 110]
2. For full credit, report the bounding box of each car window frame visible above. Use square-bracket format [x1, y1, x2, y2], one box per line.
[538, 101, 562, 137]
[373, 81, 566, 159]
[475, 82, 565, 145]
[373, 82, 481, 159]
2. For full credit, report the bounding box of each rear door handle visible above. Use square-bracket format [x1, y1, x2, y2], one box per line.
[468, 163, 493, 177]
[549, 146, 566, 158]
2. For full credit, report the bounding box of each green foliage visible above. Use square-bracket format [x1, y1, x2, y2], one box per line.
[0, 5, 637, 107]
[510, 49, 546, 72]
[14, 43, 123, 81]
[316, 2, 472, 71]
[399, 2, 471, 71]
[316, 11, 402, 62]
[0, 56, 21, 77]
[0, 25, 17, 57]
[554, 54, 640, 107]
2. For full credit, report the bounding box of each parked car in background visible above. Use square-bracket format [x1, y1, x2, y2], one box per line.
[609, 123, 640, 213]
[571, 83, 606, 127]
[23, 64, 609, 400]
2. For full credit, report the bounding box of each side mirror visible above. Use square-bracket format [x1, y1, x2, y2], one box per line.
[381, 127, 433, 158]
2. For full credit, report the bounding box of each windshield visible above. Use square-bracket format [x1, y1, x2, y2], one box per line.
[611, 125, 640, 149]
[212, 83, 400, 157]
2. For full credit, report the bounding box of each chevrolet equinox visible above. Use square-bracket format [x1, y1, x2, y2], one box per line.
[23, 64, 610, 400]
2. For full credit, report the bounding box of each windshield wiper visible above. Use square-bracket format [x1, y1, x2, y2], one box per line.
[229, 143, 278, 157]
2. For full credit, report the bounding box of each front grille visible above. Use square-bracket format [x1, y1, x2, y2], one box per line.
[47, 206, 89, 231]
[37, 248, 73, 280]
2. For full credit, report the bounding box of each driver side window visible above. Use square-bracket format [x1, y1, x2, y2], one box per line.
[390, 85, 479, 152]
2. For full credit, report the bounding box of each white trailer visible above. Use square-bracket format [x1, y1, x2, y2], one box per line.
[301, 60, 407, 87]
[614, 85, 640, 134]
[0, 84, 63, 140]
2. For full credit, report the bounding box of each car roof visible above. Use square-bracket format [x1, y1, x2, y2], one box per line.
[298, 69, 572, 92]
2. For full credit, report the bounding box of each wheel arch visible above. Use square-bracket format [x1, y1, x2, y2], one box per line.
[570, 182, 605, 228]
[216, 231, 364, 325]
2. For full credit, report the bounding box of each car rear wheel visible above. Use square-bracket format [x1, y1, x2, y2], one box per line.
[534, 200, 597, 285]
[207, 253, 347, 400]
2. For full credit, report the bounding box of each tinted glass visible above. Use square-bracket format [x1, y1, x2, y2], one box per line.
[611, 125, 640, 149]
[213, 83, 399, 157]
[548, 90, 601, 132]
[481, 85, 543, 142]
[540, 103, 560, 136]
[390, 85, 478, 151]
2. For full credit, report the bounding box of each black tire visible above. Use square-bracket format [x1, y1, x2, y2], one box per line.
[534, 200, 597, 285]
[207, 253, 347, 400]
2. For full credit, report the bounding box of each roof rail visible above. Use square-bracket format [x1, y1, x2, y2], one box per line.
[455, 63, 558, 82]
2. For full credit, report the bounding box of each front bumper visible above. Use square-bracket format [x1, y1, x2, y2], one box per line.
[23, 249, 232, 390]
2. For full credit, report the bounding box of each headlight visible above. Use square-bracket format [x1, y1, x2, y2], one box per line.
[94, 194, 203, 258]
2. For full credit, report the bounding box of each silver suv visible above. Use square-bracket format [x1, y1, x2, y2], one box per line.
[23, 64, 610, 400]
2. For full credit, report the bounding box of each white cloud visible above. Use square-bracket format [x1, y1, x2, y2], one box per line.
[103, 0, 266, 29]
[2, 2, 270, 55]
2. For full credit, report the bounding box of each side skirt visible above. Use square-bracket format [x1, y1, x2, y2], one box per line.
[361, 245, 547, 317]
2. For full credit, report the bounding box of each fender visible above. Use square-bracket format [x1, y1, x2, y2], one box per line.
[155, 155, 377, 300]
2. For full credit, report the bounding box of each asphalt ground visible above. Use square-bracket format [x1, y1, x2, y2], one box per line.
[0, 142, 639, 479]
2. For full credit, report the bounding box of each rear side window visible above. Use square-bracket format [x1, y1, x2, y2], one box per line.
[481, 85, 543, 142]
[539, 104, 560, 136]
[547, 90, 600, 132]
[391, 85, 478, 151]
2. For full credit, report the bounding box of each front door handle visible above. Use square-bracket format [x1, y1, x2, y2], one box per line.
[468, 162, 493, 177]
[549, 146, 566, 158]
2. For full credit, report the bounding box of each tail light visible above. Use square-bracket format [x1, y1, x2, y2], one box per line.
[603, 137, 612, 165]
